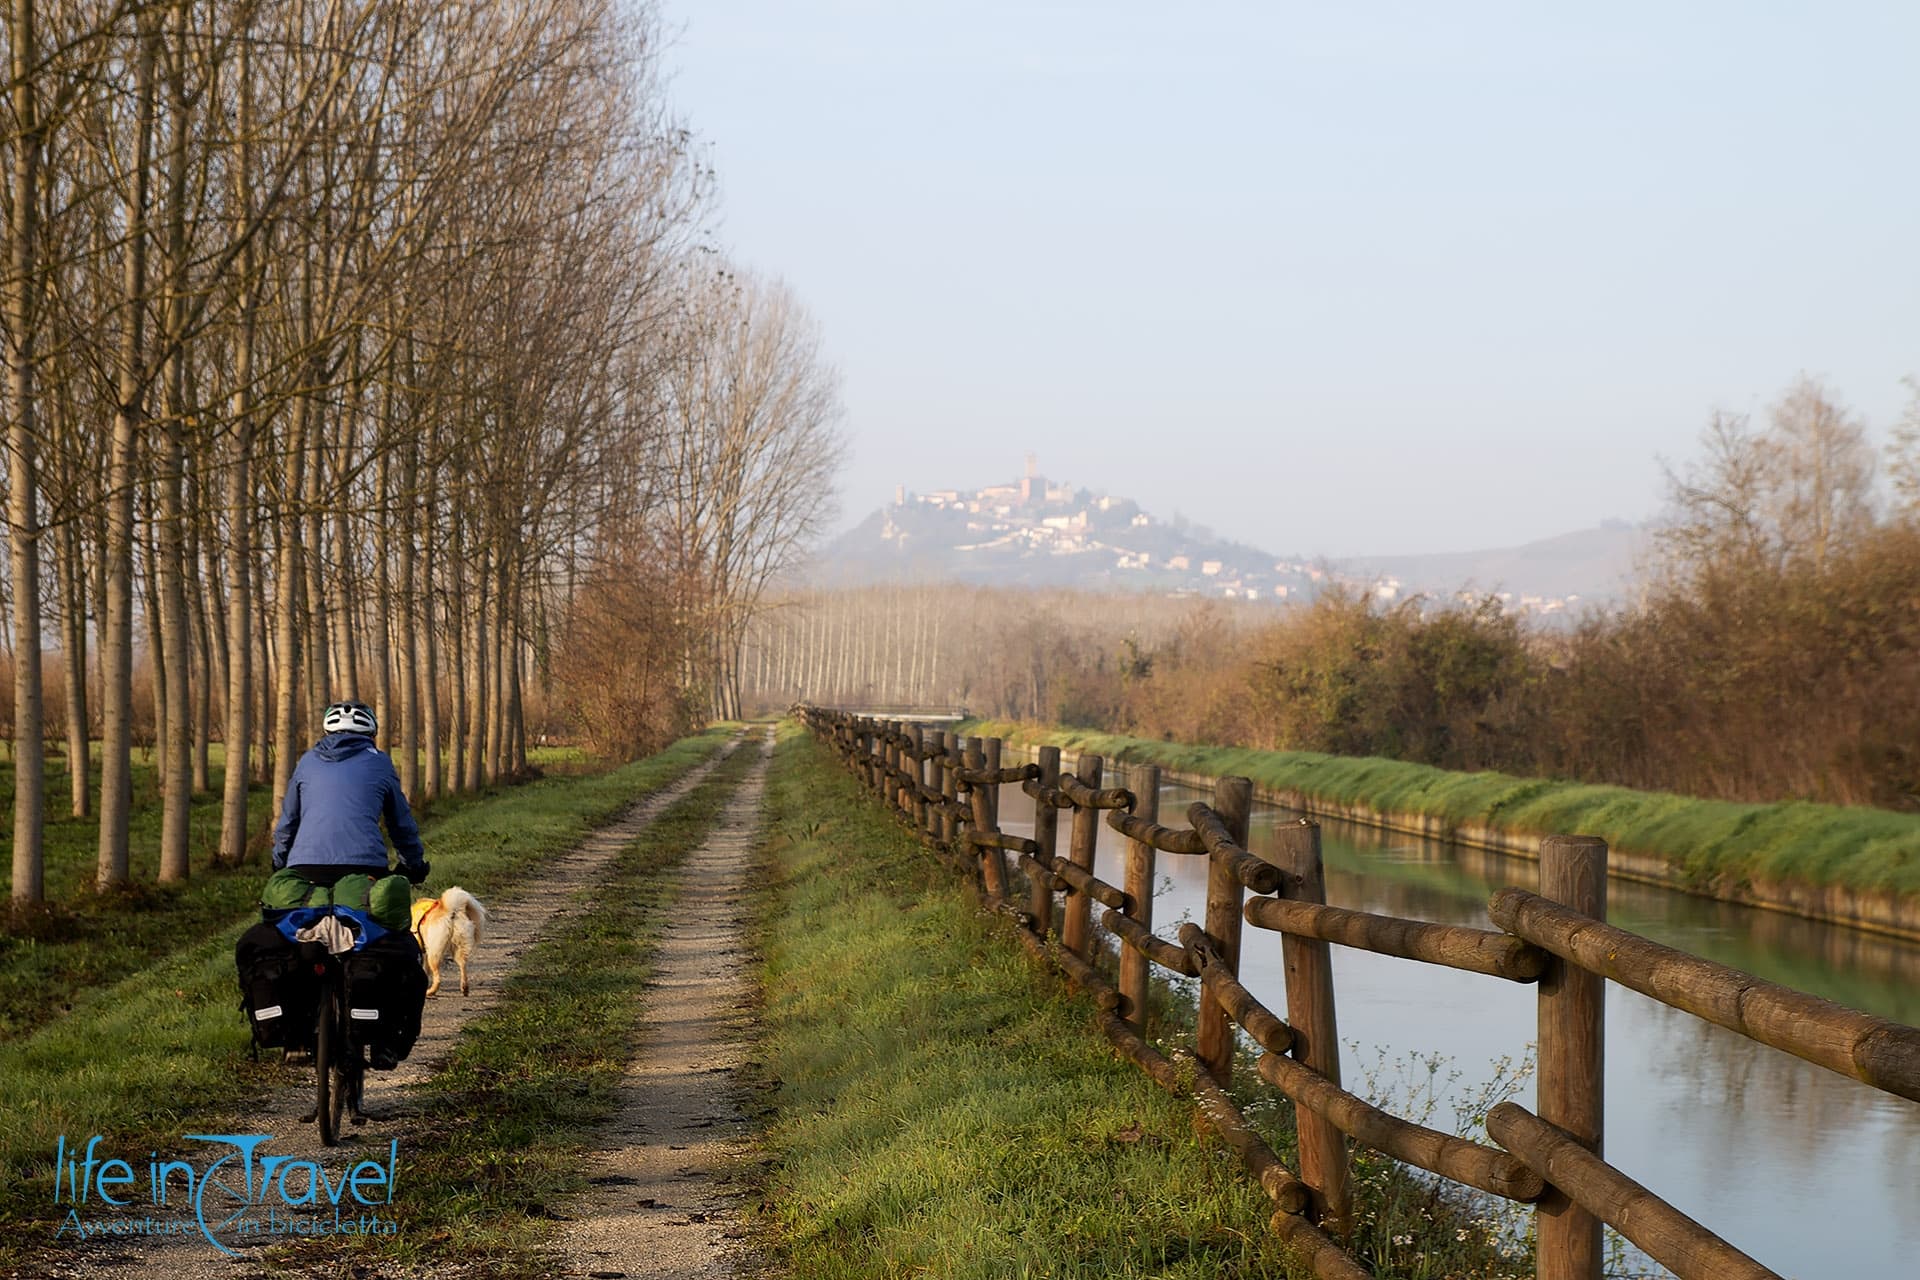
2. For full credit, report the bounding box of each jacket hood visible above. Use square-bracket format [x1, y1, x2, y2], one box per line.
[313, 731, 377, 762]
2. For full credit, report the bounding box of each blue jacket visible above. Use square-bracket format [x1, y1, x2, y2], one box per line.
[271, 733, 426, 875]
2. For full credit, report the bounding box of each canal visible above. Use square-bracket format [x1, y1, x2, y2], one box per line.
[994, 766, 1920, 1279]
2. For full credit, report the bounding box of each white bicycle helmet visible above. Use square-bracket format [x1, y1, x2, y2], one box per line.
[322, 700, 378, 737]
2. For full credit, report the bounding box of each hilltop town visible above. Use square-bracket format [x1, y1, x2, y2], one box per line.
[812, 458, 1633, 614]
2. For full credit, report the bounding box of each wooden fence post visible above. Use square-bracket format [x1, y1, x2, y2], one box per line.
[1196, 776, 1252, 1081]
[1276, 816, 1353, 1235]
[983, 737, 1002, 829]
[940, 733, 960, 848]
[1031, 745, 1062, 937]
[1121, 763, 1159, 1036]
[891, 721, 906, 813]
[922, 729, 942, 842]
[967, 738, 1011, 902]
[1061, 753, 1103, 959]
[1537, 834, 1608, 1280]
[906, 723, 924, 829]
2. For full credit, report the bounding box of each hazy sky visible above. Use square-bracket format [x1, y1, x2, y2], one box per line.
[655, 1, 1920, 557]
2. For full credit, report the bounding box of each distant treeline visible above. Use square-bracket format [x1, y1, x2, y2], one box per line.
[753, 375, 1920, 811]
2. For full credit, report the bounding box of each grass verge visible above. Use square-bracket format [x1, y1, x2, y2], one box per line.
[962, 719, 1920, 900]
[0, 727, 733, 1260]
[764, 724, 1538, 1280]
[286, 738, 764, 1276]
[752, 723, 1303, 1279]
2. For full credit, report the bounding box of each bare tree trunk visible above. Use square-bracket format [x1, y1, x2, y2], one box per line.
[396, 438, 419, 798]
[330, 415, 359, 699]
[251, 541, 271, 784]
[189, 465, 217, 794]
[186, 506, 212, 797]
[219, 244, 257, 862]
[303, 420, 329, 717]
[142, 490, 168, 771]
[198, 465, 228, 774]
[220, 415, 253, 863]
[421, 458, 442, 798]
[487, 543, 507, 780]
[272, 391, 310, 816]
[448, 505, 467, 791]
[152, 0, 197, 882]
[508, 565, 527, 773]
[6, 0, 46, 901]
[58, 508, 88, 818]
[96, 14, 156, 888]
[465, 545, 488, 790]
[154, 469, 191, 877]
[371, 442, 393, 753]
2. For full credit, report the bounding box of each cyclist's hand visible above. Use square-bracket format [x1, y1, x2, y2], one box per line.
[405, 860, 431, 886]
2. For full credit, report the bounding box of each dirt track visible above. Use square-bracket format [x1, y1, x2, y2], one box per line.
[549, 728, 769, 1280]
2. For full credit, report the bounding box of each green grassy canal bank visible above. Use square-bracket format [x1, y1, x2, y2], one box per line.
[959, 720, 1920, 942]
[754, 723, 1535, 1280]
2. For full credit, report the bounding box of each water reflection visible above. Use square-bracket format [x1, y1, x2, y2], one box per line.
[993, 765, 1920, 1280]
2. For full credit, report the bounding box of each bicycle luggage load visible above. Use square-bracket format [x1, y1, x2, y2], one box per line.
[259, 868, 413, 932]
[343, 932, 428, 1069]
[235, 921, 320, 1053]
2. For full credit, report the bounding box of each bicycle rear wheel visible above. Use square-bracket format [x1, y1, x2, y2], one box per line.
[330, 1046, 353, 1137]
[316, 986, 340, 1147]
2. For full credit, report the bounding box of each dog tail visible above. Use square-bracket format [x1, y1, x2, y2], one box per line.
[440, 886, 486, 943]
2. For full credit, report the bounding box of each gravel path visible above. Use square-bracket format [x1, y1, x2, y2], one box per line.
[548, 728, 769, 1280]
[29, 741, 737, 1280]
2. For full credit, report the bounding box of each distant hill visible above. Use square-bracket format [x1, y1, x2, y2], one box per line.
[1335, 519, 1649, 611]
[806, 470, 1646, 615]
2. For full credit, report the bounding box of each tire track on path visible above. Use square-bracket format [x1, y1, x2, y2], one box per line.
[549, 727, 771, 1280]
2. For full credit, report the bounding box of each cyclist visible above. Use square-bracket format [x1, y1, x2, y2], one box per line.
[272, 700, 430, 888]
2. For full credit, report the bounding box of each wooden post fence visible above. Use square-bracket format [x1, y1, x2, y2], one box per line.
[793, 707, 1917, 1280]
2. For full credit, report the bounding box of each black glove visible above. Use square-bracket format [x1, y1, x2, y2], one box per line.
[405, 860, 431, 886]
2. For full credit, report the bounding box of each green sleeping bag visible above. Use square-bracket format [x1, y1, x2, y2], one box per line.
[261, 868, 414, 932]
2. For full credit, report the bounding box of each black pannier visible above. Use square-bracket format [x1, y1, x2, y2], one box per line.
[343, 932, 428, 1069]
[235, 921, 319, 1051]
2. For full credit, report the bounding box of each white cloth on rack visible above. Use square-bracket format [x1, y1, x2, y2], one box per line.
[293, 916, 358, 955]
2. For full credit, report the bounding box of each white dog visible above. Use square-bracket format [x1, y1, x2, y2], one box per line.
[409, 886, 488, 997]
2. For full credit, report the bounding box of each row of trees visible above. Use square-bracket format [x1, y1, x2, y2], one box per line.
[753, 377, 1920, 811]
[732, 583, 1253, 722]
[2, 0, 840, 903]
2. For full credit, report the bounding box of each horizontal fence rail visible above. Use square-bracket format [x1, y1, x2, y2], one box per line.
[798, 708, 1920, 1280]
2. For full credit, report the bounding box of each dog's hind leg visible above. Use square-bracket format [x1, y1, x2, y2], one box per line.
[423, 940, 443, 997]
